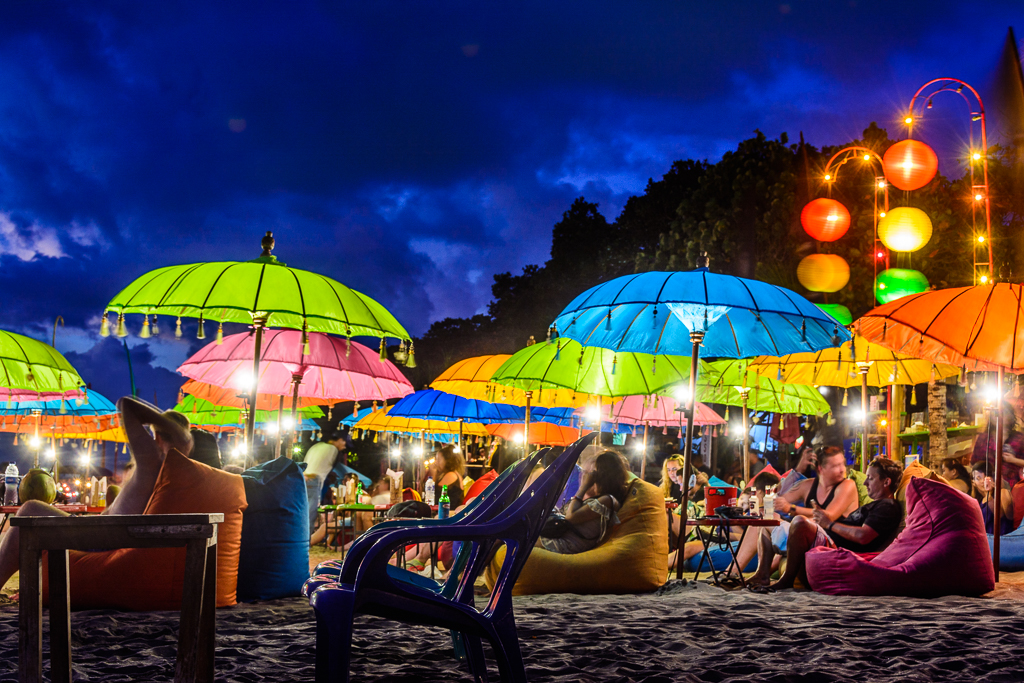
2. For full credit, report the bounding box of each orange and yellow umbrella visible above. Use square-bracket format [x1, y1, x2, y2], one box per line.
[486, 421, 589, 447]
[354, 404, 490, 438]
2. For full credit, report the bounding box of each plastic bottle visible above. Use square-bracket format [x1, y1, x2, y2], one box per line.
[749, 494, 760, 518]
[424, 476, 435, 506]
[438, 485, 450, 520]
[4, 462, 19, 506]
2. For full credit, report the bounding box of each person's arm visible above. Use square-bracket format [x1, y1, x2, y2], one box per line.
[688, 472, 709, 499]
[118, 396, 191, 455]
[437, 472, 460, 490]
[774, 479, 811, 517]
[816, 479, 858, 525]
[565, 494, 611, 525]
[827, 519, 879, 546]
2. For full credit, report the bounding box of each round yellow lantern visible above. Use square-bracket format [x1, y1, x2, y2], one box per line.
[797, 254, 850, 293]
[878, 207, 932, 252]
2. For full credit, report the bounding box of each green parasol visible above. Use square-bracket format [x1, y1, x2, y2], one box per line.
[174, 395, 323, 429]
[0, 329, 85, 402]
[104, 232, 409, 451]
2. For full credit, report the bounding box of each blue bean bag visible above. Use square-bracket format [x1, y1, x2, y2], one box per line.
[684, 541, 757, 573]
[989, 524, 1024, 571]
[238, 457, 310, 601]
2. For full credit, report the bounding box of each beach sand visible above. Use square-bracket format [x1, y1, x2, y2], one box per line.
[3, 567, 1024, 682]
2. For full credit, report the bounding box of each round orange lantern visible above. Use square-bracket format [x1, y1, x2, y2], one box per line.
[878, 207, 932, 252]
[800, 198, 851, 242]
[796, 254, 850, 293]
[882, 140, 938, 191]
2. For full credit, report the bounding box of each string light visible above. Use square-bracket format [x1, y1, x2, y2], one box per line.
[974, 193, 984, 201]
[823, 174, 831, 181]
[863, 154, 871, 161]
[977, 235, 986, 243]
[972, 152, 982, 161]
[905, 116, 913, 125]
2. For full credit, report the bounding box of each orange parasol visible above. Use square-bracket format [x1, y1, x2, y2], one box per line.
[486, 421, 590, 447]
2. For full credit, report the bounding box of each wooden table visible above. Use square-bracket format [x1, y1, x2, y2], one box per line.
[0, 505, 103, 534]
[13, 513, 223, 683]
[685, 516, 780, 588]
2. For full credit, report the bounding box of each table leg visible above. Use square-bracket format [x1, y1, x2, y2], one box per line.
[49, 548, 72, 683]
[692, 527, 712, 583]
[19, 539, 42, 683]
[196, 542, 217, 683]
[728, 527, 750, 589]
[176, 538, 208, 683]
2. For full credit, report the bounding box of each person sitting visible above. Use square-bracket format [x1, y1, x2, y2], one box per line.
[401, 445, 467, 571]
[660, 454, 684, 501]
[0, 397, 193, 588]
[940, 458, 972, 494]
[971, 462, 1014, 535]
[971, 401, 1024, 489]
[302, 431, 346, 536]
[539, 450, 627, 555]
[751, 457, 903, 591]
[189, 428, 223, 469]
[743, 446, 858, 588]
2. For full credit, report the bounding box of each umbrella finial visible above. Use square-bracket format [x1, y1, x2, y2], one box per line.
[696, 252, 710, 269]
[261, 231, 275, 257]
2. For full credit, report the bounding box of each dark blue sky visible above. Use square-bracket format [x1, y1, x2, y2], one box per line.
[0, 1, 1020, 406]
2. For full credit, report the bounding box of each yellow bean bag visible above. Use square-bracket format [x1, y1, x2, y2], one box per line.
[484, 477, 667, 595]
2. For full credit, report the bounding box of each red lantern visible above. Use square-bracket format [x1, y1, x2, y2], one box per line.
[882, 140, 938, 191]
[800, 198, 851, 242]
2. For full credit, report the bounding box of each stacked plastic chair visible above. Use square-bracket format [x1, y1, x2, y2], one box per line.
[306, 434, 594, 683]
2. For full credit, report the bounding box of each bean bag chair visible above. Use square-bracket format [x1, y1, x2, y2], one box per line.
[847, 470, 872, 507]
[483, 477, 668, 595]
[896, 460, 947, 505]
[463, 469, 496, 504]
[1012, 482, 1024, 530]
[44, 449, 247, 610]
[805, 477, 994, 597]
[988, 523, 1024, 571]
[237, 457, 309, 601]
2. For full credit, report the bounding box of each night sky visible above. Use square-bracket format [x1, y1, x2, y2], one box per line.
[0, 1, 1020, 408]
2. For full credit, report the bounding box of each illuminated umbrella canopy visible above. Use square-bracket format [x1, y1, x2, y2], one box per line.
[874, 268, 929, 305]
[178, 330, 413, 409]
[490, 339, 698, 399]
[882, 139, 938, 191]
[816, 304, 852, 326]
[591, 395, 726, 428]
[173, 395, 323, 428]
[0, 389, 119, 433]
[430, 354, 608, 408]
[856, 283, 1024, 371]
[103, 233, 410, 343]
[486, 421, 588, 447]
[698, 361, 832, 415]
[388, 389, 524, 423]
[550, 269, 851, 358]
[746, 336, 960, 388]
[353, 404, 490, 438]
[0, 329, 85, 402]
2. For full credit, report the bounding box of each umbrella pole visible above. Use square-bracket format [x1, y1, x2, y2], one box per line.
[640, 422, 649, 480]
[860, 368, 870, 472]
[886, 386, 894, 458]
[994, 367, 1005, 581]
[675, 330, 704, 581]
[275, 395, 284, 459]
[458, 419, 463, 455]
[288, 374, 302, 458]
[524, 390, 532, 459]
[245, 315, 269, 467]
[741, 390, 750, 484]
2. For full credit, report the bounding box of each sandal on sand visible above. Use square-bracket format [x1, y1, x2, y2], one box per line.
[718, 576, 744, 589]
[746, 583, 775, 595]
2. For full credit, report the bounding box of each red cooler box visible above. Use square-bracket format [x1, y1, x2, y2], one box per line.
[705, 486, 738, 512]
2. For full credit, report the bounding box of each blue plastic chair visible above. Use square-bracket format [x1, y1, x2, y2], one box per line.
[303, 450, 546, 594]
[308, 434, 594, 683]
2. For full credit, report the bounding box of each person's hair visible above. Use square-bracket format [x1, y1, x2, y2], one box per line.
[941, 458, 970, 484]
[660, 454, 685, 498]
[436, 444, 465, 478]
[751, 471, 781, 492]
[164, 411, 191, 430]
[593, 450, 630, 503]
[818, 446, 845, 466]
[489, 443, 516, 474]
[189, 428, 222, 469]
[326, 430, 346, 444]
[868, 458, 902, 493]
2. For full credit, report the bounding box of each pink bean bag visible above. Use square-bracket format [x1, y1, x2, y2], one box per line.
[805, 477, 994, 597]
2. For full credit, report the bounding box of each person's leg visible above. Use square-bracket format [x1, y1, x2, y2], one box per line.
[747, 529, 777, 586]
[725, 527, 762, 578]
[0, 502, 69, 587]
[770, 516, 819, 590]
[305, 473, 325, 536]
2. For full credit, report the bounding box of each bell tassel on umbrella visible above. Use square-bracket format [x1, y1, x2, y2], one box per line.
[175, 317, 183, 339]
[115, 314, 128, 338]
[379, 338, 387, 362]
[842, 389, 848, 406]
[406, 341, 416, 368]
[140, 315, 151, 339]
[216, 322, 224, 345]
[151, 316, 160, 336]
[352, 402, 360, 418]
[100, 314, 110, 337]
[197, 318, 206, 340]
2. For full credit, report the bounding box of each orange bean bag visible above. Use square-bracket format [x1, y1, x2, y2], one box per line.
[45, 449, 247, 610]
[484, 477, 668, 595]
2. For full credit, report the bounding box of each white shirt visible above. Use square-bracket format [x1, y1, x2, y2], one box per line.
[304, 443, 339, 479]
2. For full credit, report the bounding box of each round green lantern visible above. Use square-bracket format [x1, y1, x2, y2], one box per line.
[815, 303, 852, 326]
[875, 268, 929, 304]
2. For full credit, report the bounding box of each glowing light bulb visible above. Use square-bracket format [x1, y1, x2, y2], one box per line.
[413, 445, 424, 456]
[879, 211, 886, 218]
[585, 407, 600, 423]
[513, 432, 525, 444]
[232, 445, 245, 458]
[877, 181, 886, 189]
[863, 154, 871, 161]
[972, 152, 982, 161]
[826, 214, 838, 222]
[818, 386, 829, 395]
[984, 385, 999, 404]
[905, 116, 913, 125]
[975, 193, 983, 201]
[978, 235, 986, 243]
[29, 436, 41, 449]
[878, 283, 886, 290]
[879, 418, 888, 427]
[632, 442, 644, 453]
[980, 275, 989, 284]
[851, 408, 866, 421]
[79, 454, 89, 467]
[876, 251, 885, 259]
[675, 385, 691, 405]
[902, 160, 913, 171]
[824, 174, 832, 181]
[281, 416, 295, 430]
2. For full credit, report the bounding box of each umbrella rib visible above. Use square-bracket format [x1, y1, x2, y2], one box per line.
[612, 304, 648, 352]
[962, 286, 997, 359]
[152, 263, 207, 312]
[198, 263, 239, 317]
[118, 264, 183, 311]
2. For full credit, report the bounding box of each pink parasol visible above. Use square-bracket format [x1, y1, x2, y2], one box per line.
[585, 395, 725, 428]
[178, 329, 413, 406]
